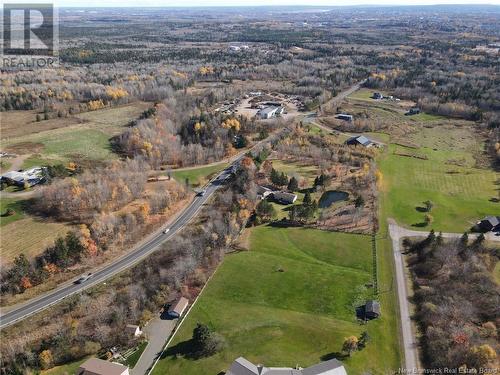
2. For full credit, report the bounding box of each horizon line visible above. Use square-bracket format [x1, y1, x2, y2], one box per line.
[55, 2, 499, 8]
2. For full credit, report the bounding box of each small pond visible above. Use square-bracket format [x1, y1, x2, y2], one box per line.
[318, 190, 349, 208]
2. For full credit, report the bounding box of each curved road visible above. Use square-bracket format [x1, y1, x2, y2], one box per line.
[0, 172, 226, 328]
[0, 124, 290, 329]
[0, 81, 364, 329]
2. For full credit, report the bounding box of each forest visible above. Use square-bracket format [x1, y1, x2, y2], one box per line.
[404, 232, 499, 370]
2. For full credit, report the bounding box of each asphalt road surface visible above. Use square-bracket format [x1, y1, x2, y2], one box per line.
[0, 81, 364, 329]
[0, 126, 289, 329]
[0, 173, 227, 328]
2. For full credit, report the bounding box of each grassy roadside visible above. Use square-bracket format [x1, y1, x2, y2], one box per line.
[152, 227, 400, 375]
[170, 162, 229, 188]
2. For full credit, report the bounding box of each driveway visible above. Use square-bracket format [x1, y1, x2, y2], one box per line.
[388, 219, 500, 371]
[131, 316, 177, 375]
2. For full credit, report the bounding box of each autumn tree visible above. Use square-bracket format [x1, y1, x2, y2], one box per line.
[38, 350, 53, 370]
[342, 336, 359, 356]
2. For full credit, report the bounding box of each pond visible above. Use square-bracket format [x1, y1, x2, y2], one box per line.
[318, 190, 349, 208]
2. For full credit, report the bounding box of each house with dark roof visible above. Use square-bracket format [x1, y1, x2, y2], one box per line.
[476, 216, 500, 232]
[227, 357, 347, 375]
[335, 114, 353, 122]
[365, 300, 381, 320]
[345, 135, 375, 148]
[272, 191, 298, 205]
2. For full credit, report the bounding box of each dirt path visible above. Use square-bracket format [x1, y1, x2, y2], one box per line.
[320, 79, 367, 114]
[2, 154, 30, 172]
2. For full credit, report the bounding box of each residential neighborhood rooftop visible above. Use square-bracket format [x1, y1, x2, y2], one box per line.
[77, 357, 129, 375]
[227, 357, 347, 375]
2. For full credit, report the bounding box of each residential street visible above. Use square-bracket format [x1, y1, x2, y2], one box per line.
[388, 219, 500, 371]
[131, 317, 177, 375]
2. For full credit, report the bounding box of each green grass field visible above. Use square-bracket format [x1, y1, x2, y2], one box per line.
[272, 159, 320, 184]
[2, 103, 149, 165]
[152, 227, 400, 375]
[171, 162, 228, 188]
[408, 112, 444, 122]
[378, 142, 498, 232]
[124, 341, 148, 368]
[0, 197, 26, 226]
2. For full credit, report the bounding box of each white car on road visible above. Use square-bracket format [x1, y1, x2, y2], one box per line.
[163, 228, 170, 234]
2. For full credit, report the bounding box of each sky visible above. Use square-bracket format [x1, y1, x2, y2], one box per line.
[29, 0, 500, 7]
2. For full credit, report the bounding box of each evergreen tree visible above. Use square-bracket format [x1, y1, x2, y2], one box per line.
[303, 191, 312, 206]
[287, 176, 298, 192]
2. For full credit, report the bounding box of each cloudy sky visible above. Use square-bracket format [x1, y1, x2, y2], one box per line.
[32, 0, 500, 7]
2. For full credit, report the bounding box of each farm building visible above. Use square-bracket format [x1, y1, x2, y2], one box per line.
[1, 167, 46, 187]
[257, 106, 283, 119]
[273, 191, 298, 204]
[476, 216, 500, 232]
[345, 135, 375, 147]
[227, 356, 347, 375]
[365, 300, 381, 319]
[167, 296, 189, 318]
[335, 114, 353, 122]
[77, 358, 129, 375]
[125, 324, 142, 337]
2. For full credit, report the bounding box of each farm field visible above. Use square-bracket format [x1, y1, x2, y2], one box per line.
[0, 215, 70, 264]
[1, 102, 150, 166]
[0, 197, 26, 227]
[378, 126, 497, 232]
[170, 162, 228, 188]
[152, 226, 400, 375]
[272, 159, 320, 185]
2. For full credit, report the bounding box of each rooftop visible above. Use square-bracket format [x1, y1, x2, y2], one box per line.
[227, 357, 347, 375]
[77, 358, 128, 375]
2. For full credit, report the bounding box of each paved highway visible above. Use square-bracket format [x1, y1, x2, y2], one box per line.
[0, 125, 290, 329]
[0, 80, 364, 329]
[0, 172, 226, 328]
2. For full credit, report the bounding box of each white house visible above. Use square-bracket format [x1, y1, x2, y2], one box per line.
[257, 106, 283, 119]
[125, 324, 142, 337]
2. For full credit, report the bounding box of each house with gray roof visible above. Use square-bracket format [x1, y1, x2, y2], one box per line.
[77, 358, 129, 375]
[477, 216, 500, 232]
[345, 135, 375, 148]
[227, 357, 347, 375]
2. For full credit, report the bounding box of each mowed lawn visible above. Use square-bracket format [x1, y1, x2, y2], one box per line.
[153, 227, 400, 375]
[2, 102, 149, 165]
[379, 143, 498, 232]
[171, 162, 228, 188]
